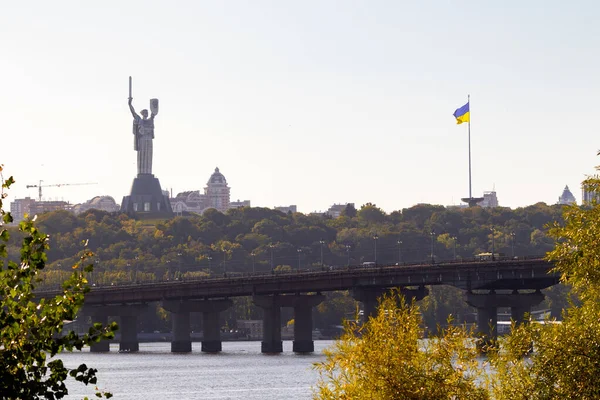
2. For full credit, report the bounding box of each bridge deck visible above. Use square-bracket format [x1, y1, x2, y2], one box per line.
[37, 258, 560, 305]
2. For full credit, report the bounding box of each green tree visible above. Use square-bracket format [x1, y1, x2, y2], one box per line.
[0, 168, 116, 399]
[357, 203, 386, 225]
[340, 203, 357, 218]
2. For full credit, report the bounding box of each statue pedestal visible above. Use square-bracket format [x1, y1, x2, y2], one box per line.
[121, 174, 173, 217]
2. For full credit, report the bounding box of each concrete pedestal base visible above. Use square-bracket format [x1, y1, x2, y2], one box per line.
[293, 340, 314, 353]
[171, 341, 192, 353]
[121, 174, 173, 217]
[201, 340, 222, 353]
[261, 341, 283, 353]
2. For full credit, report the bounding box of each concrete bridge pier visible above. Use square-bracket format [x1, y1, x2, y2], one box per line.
[352, 287, 388, 322]
[279, 294, 325, 353]
[162, 301, 192, 352]
[89, 314, 110, 353]
[163, 299, 232, 353]
[172, 311, 192, 352]
[119, 315, 140, 352]
[201, 300, 232, 353]
[400, 286, 429, 303]
[466, 290, 545, 349]
[254, 295, 283, 353]
[83, 304, 147, 353]
[352, 287, 428, 323]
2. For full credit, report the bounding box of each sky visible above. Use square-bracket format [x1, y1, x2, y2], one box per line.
[2, 1, 599, 213]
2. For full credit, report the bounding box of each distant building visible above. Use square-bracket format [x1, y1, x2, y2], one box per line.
[170, 191, 205, 215]
[582, 175, 600, 204]
[558, 185, 577, 205]
[30, 201, 72, 215]
[170, 167, 249, 215]
[326, 203, 354, 218]
[446, 204, 468, 209]
[72, 196, 120, 214]
[9, 197, 71, 223]
[582, 186, 600, 204]
[204, 167, 230, 211]
[274, 205, 297, 214]
[10, 197, 36, 223]
[480, 191, 499, 208]
[230, 200, 251, 209]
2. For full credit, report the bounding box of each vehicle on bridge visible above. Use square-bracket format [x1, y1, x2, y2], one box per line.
[362, 261, 376, 268]
[475, 252, 507, 261]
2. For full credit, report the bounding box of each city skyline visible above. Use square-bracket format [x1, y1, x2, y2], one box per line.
[3, 1, 599, 213]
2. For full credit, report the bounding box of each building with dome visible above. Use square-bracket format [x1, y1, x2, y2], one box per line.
[170, 167, 250, 215]
[204, 167, 230, 211]
[73, 196, 120, 215]
[558, 185, 576, 205]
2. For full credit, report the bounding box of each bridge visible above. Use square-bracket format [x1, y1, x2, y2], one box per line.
[39, 257, 560, 354]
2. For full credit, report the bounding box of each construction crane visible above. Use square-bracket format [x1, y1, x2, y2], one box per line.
[26, 180, 98, 202]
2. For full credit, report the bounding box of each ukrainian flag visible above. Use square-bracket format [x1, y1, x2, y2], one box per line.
[453, 102, 470, 124]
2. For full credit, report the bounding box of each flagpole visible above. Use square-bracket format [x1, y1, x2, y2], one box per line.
[467, 94, 472, 199]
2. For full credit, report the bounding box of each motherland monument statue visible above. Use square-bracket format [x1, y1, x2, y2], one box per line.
[121, 77, 173, 216]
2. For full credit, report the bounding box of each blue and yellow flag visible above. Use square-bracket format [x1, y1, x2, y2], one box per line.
[453, 102, 470, 124]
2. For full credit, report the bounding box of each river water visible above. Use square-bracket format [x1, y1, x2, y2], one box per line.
[61, 341, 333, 400]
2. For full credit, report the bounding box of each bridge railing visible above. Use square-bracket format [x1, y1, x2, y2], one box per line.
[34, 254, 550, 293]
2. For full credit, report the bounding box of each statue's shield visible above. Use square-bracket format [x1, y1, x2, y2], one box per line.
[150, 98, 159, 115]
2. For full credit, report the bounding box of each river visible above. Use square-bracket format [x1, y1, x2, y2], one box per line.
[61, 341, 333, 400]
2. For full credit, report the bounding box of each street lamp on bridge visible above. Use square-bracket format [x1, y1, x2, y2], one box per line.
[373, 234, 379, 266]
[134, 256, 139, 283]
[94, 258, 100, 286]
[269, 244, 276, 273]
[452, 236, 458, 260]
[297, 248, 302, 271]
[490, 226, 496, 261]
[510, 231, 516, 258]
[319, 239, 326, 270]
[177, 252, 183, 280]
[397, 240, 403, 264]
[345, 244, 351, 267]
[251, 252, 256, 274]
[430, 230, 436, 264]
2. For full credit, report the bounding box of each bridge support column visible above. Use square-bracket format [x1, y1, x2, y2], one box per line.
[510, 291, 544, 326]
[119, 315, 139, 352]
[279, 294, 325, 353]
[199, 300, 232, 353]
[90, 314, 110, 353]
[171, 312, 192, 353]
[476, 305, 498, 343]
[163, 299, 232, 353]
[400, 286, 429, 303]
[466, 290, 544, 350]
[82, 304, 147, 353]
[254, 295, 283, 353]
[353, 286, 429, 323]
[352, 287, 388, 322]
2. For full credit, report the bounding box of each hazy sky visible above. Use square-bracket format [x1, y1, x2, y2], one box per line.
[2, 1, 599, 213]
